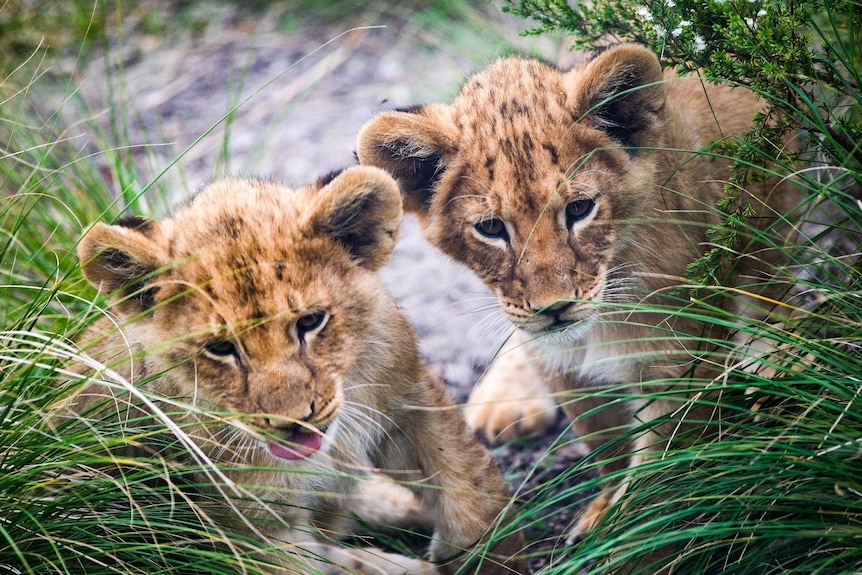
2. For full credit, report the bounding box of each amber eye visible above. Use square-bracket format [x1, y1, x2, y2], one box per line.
[296, 311, 327, 342]
[205, 340, 238, 358]
[565, 198, 595, 227]
[474, 219, 509, 241]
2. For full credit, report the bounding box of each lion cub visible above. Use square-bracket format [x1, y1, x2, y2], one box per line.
[65, 167, 523, 574]
[357, 45, 801, 537]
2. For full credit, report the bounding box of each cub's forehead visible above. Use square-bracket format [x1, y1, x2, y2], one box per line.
[201, 258, 338, 321]
[172, 234, 344, 322]
[163, 177, 347, 297]
[455, 57, 568, 117]
[170, 178, 305, 253]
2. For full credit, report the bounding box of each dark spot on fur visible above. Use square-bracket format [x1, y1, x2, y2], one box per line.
[502, 137, 516, 160]
[543, 142, 560, 165]
[217, 215, 245, 240]
[250, 308, 267, 323]
[137, 286, 157, 310]
[102, 247, 134, 272]
[113, 215, 153, 232]
[225, 253, 245, 273]
[232, 269, 259, 304]
[204, 285, 219, 301]
[315, 168, 346, 189]
[484, 155, 496, 180]
[499, 99, 529, 120]
[395, 103, 426, 114]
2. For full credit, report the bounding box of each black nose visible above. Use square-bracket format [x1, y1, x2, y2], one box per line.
[531, 300, 574, 318]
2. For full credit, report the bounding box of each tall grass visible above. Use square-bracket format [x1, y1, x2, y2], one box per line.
[0, 41, 263, 575]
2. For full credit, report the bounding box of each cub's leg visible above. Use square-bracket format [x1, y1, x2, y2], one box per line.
[551, 375, 634, 541]
[465, 330, 558, 443]
[559, 380, 717, 543]
[380, 375, 525, 575]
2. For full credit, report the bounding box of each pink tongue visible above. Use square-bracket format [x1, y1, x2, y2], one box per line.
[267, 430, 323, 461]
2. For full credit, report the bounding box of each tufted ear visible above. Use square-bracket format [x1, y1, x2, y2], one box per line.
[308, 166, 403, 271]
[567, 44, 667, 150]
[78, 217, 171, 315]
[356, 103, 458, 216]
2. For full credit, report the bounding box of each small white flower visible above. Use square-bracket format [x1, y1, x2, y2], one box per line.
[673, 19, 692, 36]
[636, 6, 654, 20]
[666, 0, 676, 7]
[745, 17, 756, 28]
[654, 24, 667, 37]
[693, 34, 707, 53]
[757, 9, 767, 16]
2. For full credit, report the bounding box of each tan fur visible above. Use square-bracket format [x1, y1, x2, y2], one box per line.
[63, 167, 524, 574]
[357, 45, 801, 539]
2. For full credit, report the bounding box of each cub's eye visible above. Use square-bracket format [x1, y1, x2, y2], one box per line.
[296, 311, 328, 342]
[204, 340, 238, 358]
[474, 219, 509, 241]
[565, 198, 595, 227]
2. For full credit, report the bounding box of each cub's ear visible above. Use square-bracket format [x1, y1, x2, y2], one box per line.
[308, 166, 403, 271]
[356, 104, 458, 215]
[78, 217, 170, 314]
[568, 44, 667, 150]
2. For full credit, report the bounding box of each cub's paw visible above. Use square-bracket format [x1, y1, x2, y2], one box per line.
[465, 339, 557, 443]
[352, 474, 434, 532]
[565, 478, 630, 544]
[565, 491, 610, 544]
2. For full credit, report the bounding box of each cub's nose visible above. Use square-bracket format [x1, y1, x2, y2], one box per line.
[529, 300, 575, 318]
[267, 402, 314, 430]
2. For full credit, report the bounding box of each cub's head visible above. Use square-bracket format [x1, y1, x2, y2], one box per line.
[78, 166, 402, 462]
[357, 44, 668, 341]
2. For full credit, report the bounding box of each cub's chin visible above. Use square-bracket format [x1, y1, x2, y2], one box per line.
[517, 318, 596, 348]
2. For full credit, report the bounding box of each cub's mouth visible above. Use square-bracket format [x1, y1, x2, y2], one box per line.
[517, 313, 597, 345]
[267, 424, 331, 461]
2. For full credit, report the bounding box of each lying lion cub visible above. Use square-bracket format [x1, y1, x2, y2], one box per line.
[63, 167, 523, 574]
[357, 44, 801, 539]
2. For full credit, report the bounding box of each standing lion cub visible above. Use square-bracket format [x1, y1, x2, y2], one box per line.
[357, 44, 801, 538]
[64, 167, 523, 574]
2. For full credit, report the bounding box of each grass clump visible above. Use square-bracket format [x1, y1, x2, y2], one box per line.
[0, 6, 273, 572]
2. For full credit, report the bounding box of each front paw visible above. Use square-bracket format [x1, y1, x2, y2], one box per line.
[464, 340, 557, 443]
[565, 491, 610, 544]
